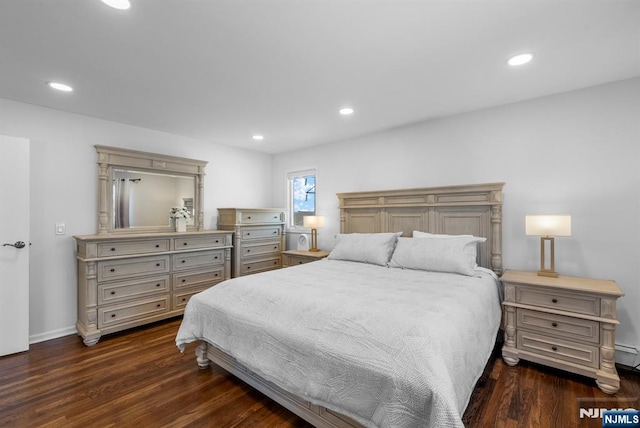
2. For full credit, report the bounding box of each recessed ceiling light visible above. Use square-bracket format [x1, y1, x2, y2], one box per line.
[507, 53, 534, 66]
[47, 81, 74, 92]
[101, 0, 131, 10]
[252, 135, 264, 141]
[339, 107, 354, 116]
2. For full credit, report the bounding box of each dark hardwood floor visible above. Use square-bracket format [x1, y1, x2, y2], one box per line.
[1, 318, 638, 427]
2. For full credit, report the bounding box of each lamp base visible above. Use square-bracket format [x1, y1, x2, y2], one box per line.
[537, 269, 559, 278]
[309, 248, 321, 252]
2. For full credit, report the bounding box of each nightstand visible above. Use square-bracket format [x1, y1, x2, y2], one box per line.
[501, 270, 624, 394]
[281, 250, 330, 267]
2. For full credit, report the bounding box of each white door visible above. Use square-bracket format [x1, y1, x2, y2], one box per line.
[0, 135, 30, 356]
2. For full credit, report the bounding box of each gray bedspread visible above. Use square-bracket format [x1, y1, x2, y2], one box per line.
[176, 259, 501, 427]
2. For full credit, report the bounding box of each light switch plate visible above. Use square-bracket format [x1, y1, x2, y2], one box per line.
[55, 223, 66, 235]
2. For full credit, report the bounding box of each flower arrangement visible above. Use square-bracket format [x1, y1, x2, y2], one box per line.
[169, 206, 192, 220]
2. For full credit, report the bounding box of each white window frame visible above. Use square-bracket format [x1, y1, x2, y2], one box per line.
[286, 168, 317, 229]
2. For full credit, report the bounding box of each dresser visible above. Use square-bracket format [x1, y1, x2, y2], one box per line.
[282, 250, 330, 267]
[501, 269, 624, 393]
[74, 230, 232, 346]
[217, 208, 286, 277]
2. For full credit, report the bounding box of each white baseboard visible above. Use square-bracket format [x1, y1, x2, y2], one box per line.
[29, 326, 77, 345]
[615, 343, 639, 367]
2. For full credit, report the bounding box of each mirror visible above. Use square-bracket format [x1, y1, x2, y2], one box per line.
[96, 145, 207, 234]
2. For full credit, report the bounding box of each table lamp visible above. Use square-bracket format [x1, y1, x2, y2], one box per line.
[303, 215, 325, 252]
[525, 215, 571, 277]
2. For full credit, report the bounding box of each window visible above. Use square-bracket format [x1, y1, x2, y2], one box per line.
[287, 168, 316, 228]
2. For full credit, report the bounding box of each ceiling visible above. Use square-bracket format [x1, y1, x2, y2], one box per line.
[1, 1, 639, 154]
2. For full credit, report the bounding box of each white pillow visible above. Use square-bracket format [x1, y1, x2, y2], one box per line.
[413, 231, 473, 238]
[389, 236, 486, 276]
[327, 232, 402, 266]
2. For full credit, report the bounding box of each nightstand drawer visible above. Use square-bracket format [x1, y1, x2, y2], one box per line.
[516, 286, 600, 316]
[284, 255, 313, 266]
[517, 330, 599, 369]
[517, 308, 600, 344]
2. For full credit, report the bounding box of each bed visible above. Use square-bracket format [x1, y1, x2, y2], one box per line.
[176, 183, 505, 428]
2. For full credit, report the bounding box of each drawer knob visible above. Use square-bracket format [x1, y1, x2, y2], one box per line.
[156, 304, 161, 308]
[551, 322, 558, 327]
[274, 261, 277, 265]
[111, 314, 116, 318]
[298, 261, 303, 264]
[247, 249, 251, 253]
[111, 247, 116, 251]
[182, 298, 186, 302]
[215, 240, 219, 243]
[156, 263, 161, 267]
[155, 244, 160, 248]
[248, 216, 251, 219]
[247, 233, 251, 236]
[273, 231, 277, 234]
[110, 291, 116, 295]
[110, 268, 115, 272]
[183, 242, 188, 246]
[247, 266, 251, 270]
[156, 283, 161, 287]
[551, 346, 558, 351]
[273, 216, 277, 219]
[182, 279, 186, 283]
[214, 256, 218, 260]
[274, 246, 277, 249]
[215, 273, 218, 277]
[182, 260, 186, 264]
[552, 298, 558, 303]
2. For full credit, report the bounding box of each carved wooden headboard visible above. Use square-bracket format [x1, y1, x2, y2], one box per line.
[336, 182, 505, 274]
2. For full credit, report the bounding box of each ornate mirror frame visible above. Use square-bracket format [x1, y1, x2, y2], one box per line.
[95, 145, 207, 235]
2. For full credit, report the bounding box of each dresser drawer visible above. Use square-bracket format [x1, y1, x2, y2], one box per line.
[172, 250, 224, 272]
[173, 288, 208, 310]
[97, 239, 170, 257]
[240, 257, 281, 275]
[98, 296, 169, 328]
[517, 330, 599, 369]
[239, 211, 284, 224]
[98, 276, 169, 304]
[516, 308, 600, 344]
[241, 226, 281, 240]
[515, 286, 600, 316]
[97, 256, 170, 282]
[241, 240, 281, 258]
[173, 267, 225, 290]
[173, 235, 227, 251]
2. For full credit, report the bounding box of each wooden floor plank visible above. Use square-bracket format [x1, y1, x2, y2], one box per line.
[1, 318, 638, 427]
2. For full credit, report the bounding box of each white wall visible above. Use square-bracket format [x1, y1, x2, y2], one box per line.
[0, 98, 272, 342]
[271, 78, 640, 355]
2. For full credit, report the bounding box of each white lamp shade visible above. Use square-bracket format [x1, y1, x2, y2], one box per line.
[525, 215, 571, 237]
[303, 215, 325, 228]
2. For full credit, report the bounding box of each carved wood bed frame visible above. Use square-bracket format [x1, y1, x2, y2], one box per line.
[194, 182, 505, 427]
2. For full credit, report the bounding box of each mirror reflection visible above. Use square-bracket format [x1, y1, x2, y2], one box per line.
[112, 168, 195, 229]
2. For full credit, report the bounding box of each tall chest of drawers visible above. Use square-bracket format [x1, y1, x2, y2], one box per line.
[217, 208, 286, 277]
[74, 230, 232, 346]
[501, 270, 624, 393]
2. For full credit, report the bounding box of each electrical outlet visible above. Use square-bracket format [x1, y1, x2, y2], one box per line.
[55, 223, 66, 235]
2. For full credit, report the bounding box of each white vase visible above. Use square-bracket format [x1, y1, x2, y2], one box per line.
[175, 218, 187, 233]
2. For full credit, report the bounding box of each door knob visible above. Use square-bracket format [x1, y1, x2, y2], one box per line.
[3, 241, 26, 249]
